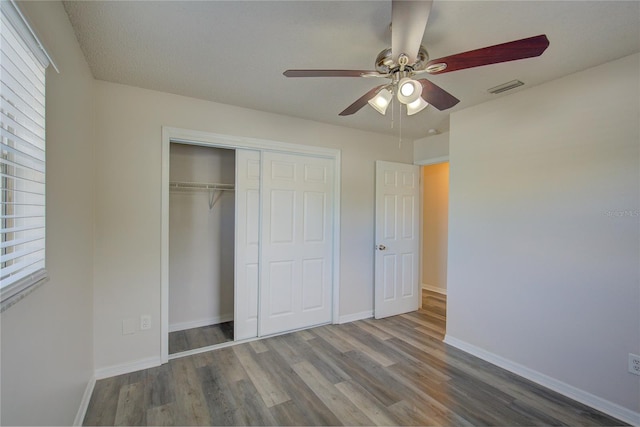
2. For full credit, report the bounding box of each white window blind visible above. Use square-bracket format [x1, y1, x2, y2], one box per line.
[0, 0, 50, 306]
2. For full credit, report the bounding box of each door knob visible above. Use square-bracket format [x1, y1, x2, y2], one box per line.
[376, 244, 386, 251]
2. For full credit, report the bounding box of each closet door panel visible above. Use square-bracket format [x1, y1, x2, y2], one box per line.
[260, 152, 333, 336]
[302, 258, 324, 311]
[303, 192, 326, 242]
[270, 190, 296, 243]
[235, 150, 260, 340]
[268, 261, 295, 316]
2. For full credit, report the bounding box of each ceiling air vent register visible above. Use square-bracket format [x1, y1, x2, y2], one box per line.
[488, 80, 525, 94]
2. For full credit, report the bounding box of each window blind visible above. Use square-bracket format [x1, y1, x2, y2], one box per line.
[0, 1, 48, 305]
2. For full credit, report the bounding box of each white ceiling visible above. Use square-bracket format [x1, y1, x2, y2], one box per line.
[62, 1, 640, 140]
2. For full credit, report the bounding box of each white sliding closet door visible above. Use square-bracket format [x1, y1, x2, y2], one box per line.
[234, 150, 261, 340]
[260, 152, 333, 336]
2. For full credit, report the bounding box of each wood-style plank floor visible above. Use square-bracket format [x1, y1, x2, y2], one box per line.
[84, 291, 625, 426]
[169, 321, 234, 354]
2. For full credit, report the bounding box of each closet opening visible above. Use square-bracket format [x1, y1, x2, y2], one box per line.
[168, 143, 236, 355]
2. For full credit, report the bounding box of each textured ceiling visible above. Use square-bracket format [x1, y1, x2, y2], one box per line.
[63, 1, 640, 140]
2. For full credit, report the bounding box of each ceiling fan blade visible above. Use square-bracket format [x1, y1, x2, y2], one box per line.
[391, 0, 433, 63]
[425, 34, 550, 75]
[283, 69, 380, 78]
[339, 85, 387, 116]
[417, 79, 460, 111]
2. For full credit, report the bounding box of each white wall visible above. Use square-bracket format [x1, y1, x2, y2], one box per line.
[93, 81, 413, 371]
[414, 132, 449, 164]
[0, 1, 95, 425]
[169, 145, 235, 330]
[447, 53, 639, 418]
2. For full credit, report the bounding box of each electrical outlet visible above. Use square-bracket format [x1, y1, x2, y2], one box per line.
[629, 353, 640, 376]
[140, 315, 151, 330]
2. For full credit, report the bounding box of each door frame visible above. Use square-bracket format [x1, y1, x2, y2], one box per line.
[160, 126, 341, 363]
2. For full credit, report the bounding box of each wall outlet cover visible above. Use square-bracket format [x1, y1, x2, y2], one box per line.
[629, 353, 640, 376]
[140, 315, 151, 330]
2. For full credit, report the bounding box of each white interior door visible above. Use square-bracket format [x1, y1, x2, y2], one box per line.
[374, 160, 420, 319]
[234, 149, 261, 340]
[260, 152, 333, 336]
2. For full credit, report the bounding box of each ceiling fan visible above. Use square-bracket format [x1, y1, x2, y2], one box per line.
[283, 0, 549, 117]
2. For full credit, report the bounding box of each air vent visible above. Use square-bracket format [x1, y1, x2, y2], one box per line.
[488, 80, 524, 94]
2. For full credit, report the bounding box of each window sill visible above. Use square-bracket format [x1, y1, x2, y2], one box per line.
[1, 273, 49, 313]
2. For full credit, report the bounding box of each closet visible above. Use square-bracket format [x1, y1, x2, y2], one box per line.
[163, 134, 337, 359]
[168, 144, 236, 354]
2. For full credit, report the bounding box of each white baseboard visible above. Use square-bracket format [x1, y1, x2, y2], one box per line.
[169, 313, 233, 333]
[94, 356, 162, 380]
[338, 310, 373, 324]
[444, 335, 640, 426]
[73, 375, 96, 426]
[422, 283, 447, 295]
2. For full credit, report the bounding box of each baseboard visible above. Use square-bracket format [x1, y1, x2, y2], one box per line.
[444, 335, 640, 426]
[422, 283, 447, 295]
[73, 375, 96, 426]
[94, 356, 162, 380]
[169, 313, 233, 333]
[338, 310, 373, 324]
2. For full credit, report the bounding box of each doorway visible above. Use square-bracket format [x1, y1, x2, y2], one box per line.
[366, 160, 450, 324]
[419, 161, 449, 340]
[421, 162, 448, 295]
[373, 160, 420, 319]
[168, 144, 236, 354]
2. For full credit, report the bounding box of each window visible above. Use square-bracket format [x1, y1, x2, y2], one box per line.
[0, 0, 53, 309]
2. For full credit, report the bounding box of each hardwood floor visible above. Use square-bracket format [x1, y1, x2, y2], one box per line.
[421, 289, 446, 340]
[84, 291, 625, 426]
[169, 321, 234, 354]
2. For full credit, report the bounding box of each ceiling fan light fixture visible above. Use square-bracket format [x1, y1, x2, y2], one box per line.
[406, 97, 429, 115]
[368, 87, 393, 115]
[397, 78, 422, 104]
[400, 81, 415, 97]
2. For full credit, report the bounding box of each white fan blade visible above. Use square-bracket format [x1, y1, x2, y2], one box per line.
[391, 0, 432, 63]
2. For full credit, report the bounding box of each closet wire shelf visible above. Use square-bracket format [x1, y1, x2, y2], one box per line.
[169, 181, 235, 192]
[169, 181, 235, 209]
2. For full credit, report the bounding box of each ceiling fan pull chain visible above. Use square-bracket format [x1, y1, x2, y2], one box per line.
[390, 98, 394, 129]
[398, 104, 403, 149]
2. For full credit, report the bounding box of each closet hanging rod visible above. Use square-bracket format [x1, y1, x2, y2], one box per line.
[169, 181, 235, 191]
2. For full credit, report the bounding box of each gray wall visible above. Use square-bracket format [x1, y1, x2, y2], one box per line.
[446, 53, 639, 415]
[0, 1, 95, 424]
